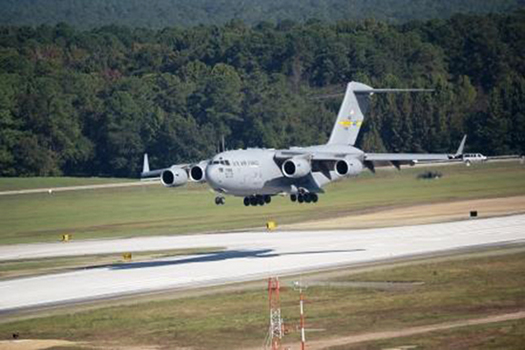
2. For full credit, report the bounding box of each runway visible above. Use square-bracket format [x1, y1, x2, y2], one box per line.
[1, 215, 524, 313]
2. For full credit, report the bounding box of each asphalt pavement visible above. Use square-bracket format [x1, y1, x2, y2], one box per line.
[1, 214, 524, 313]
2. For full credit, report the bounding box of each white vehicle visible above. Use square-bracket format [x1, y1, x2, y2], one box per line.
[462, 153, 487, 166]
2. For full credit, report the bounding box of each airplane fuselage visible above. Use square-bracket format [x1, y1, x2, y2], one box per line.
[206, 144, 364, 197]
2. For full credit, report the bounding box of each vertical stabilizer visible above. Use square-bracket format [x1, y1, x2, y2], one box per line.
[327, 82, 372, 145]
[327, 82, 433, 145]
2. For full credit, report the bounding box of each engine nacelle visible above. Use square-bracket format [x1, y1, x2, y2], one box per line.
[189, 162, 207, 182]
[161, 167, 188, 187]
[335, 158, 363, 177]
[282, 158, 311, 178]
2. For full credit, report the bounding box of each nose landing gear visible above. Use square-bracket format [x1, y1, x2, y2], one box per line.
[215, 196, 225, 205]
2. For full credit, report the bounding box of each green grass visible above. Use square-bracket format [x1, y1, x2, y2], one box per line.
[1, 248, 523, 349]
[334, 319, 525, 350]
[0, 177, 132, 191]
[0, 162, 524, 244]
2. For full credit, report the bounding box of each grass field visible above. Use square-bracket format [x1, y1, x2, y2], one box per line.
[1, 247, 523, 349]
[0, 177, 132, 191]
[1, 162, 524, 245]
[336, 319, 525, 350]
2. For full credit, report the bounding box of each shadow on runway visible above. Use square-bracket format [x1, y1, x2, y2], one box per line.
[107, 248, 365, 270]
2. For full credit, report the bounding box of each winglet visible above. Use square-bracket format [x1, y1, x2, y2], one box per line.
[142, 153, 150, 174]
[454, 135, 467, 158]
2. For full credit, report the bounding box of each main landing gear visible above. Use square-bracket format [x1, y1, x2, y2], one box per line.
[243, 195, 272, 206]
[290, 193, 318, 204]
[215, 196, 225, 205]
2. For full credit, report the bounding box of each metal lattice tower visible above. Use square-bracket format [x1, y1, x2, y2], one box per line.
[266, 277, 284, 350]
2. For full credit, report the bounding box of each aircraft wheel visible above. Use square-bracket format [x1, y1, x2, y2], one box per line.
[215, 196, 225, 205]
[250, 196, 258, 206]
[305, 193, 312, 203]
[290, 194, 297, 202]
[312, 193, 318, 203]
[264, 195, 272, 204]
[243, 197, 250, 206]
[257, 195, 265, 206]
[298, 195, 304, 203]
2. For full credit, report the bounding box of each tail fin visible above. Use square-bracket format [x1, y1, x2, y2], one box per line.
[327, 81, 434, 145]
[327, 82, 372, 146]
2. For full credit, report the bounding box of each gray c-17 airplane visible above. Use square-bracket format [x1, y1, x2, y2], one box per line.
[142, 81, 466, 206]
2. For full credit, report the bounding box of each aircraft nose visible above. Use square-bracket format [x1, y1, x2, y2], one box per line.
[205, 165, 222, 186]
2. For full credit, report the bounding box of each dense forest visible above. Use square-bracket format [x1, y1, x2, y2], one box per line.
[0, 11, 524, 177]
[1, 0, 523, 29]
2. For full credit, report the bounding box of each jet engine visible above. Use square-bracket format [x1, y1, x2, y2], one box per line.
[161, 167, 188, 187]
[335, 158, 363, 177]
[189, 162, 207, 182]
[282, 158, 311, 178]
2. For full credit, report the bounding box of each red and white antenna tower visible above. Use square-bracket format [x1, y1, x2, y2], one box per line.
[266, 277, 284, 350]
[294, 280, 307, 350]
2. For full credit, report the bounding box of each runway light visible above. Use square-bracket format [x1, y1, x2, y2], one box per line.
[470, 211, 478, 218]
[267, 221, 277, 231]
[122, 252, 132, 262]
[61, 234, 72, 242]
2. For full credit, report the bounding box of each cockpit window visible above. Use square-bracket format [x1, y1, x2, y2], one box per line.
[210, 160, 231, 166]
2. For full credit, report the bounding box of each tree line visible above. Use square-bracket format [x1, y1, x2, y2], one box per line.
[1, 0, 522, 29]
[0, 11, 524, 177]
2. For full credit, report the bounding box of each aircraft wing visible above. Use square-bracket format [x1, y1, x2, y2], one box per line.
[274, 150, 360, 161]
[364, 153, 450, 162]
[274, 135, 466, 173]
[362, 153, 452, 171]
[364, 135, 466, 167]
[140, 153, 190, 179]
[141, 168, 164, 178]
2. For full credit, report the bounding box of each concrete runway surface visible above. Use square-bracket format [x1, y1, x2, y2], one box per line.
[1, 215, 524, 313]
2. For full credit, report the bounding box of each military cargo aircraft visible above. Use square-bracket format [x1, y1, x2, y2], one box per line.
[142, 81, 466, 206]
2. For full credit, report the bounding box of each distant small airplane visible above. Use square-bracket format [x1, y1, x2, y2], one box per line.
[142, 81, 466, 206]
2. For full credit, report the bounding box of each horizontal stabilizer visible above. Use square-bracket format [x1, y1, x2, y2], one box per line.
[326, 82, 435, 146]
[354, 88, 434, 94]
